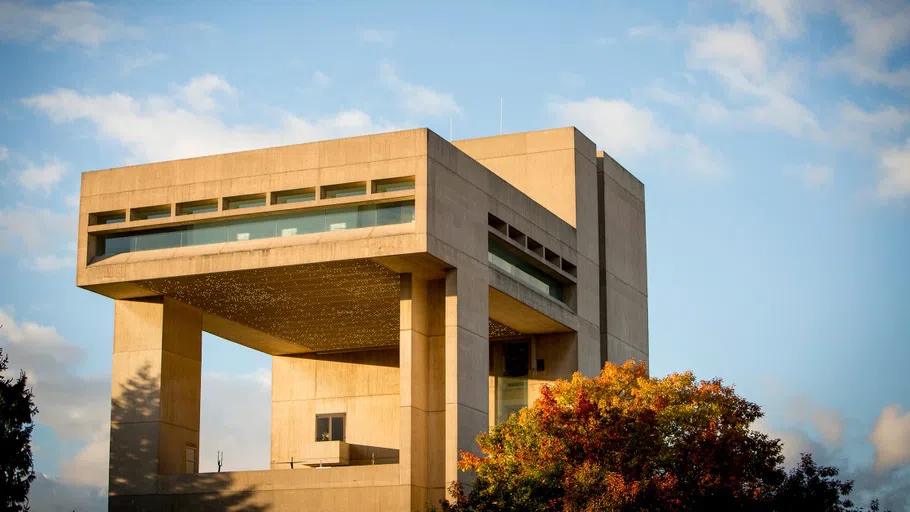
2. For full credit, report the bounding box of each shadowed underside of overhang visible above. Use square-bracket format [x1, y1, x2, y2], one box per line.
[134, 259, 401, 354]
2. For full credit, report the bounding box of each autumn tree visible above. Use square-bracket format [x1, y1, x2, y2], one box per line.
[0, 347, 38, 512]
[439, 361, 880, 512]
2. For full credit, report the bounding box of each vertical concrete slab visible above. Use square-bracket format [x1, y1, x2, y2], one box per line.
[399, 273, 429, 510]
[597, 152, 649, 368]
[110, 297, 202, 497]
[444, 267, 489, 496]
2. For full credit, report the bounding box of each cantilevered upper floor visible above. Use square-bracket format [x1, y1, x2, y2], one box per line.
[77, 126, 647, 365]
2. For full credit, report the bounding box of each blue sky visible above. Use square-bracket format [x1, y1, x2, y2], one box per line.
[0, 0, 908, 509]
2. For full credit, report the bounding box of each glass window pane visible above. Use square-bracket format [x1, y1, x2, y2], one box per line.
[323, 184, 366, 199]
[228, 218, 275, 241]
[101, 235, 133, 256]
[274, 190, 315, 204]
[324, 206, 359, 231]
[185, 223, 227, 246]
[225, 196, 266, 210]
[134, 230, 183, 251]
[316, 417, 330, 441]
[331, 416, 345, 441]
[375, 179, 415, 193]
[277, 210, 325, 237]
[179, 202, 218, 215]
[92, 200, 415, 259]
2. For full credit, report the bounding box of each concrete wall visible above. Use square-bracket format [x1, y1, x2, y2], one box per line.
[598, 151, 649, 367]
[110, 297, 203, 497]
[270, 349, 400, 468]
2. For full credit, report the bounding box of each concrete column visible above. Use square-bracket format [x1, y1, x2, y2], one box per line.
[109, 297, 202, 497]
[399, 274, 430, 509]
[444, 267, 489, 497]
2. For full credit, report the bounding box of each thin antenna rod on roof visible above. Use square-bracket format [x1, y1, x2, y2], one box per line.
[499, 97, 503, 134]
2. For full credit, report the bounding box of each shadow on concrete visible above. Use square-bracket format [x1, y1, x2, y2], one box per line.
[108, 364, 269, 512]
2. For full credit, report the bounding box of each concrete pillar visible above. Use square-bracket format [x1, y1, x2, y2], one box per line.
[109, 297, 202, 497]
[399, 274, 430, 509]
[444, 267, 489, 497]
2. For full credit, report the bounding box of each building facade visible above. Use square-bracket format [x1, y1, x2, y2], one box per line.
[76, 127, 648, 511]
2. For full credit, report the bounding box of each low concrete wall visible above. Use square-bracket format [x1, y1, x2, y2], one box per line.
[110, 464, 403, 511]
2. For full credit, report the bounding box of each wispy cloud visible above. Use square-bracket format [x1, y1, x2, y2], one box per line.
[0, 145, 8, 161]
[15, 157, 67, 193]
[312, 70, 331, 87]
[0, 1, 142, 48]
[359, 28, 396, 45]
[876, 138, 910, 200]
[824, 0, 910, 88]
[0, 203, 75, 270]
[178, 73, 235, 112]
[379, 61, 462, 118]
[870, 405, 910, 472]
[549, 97, 724, 178]
[24, 75, 396, 163]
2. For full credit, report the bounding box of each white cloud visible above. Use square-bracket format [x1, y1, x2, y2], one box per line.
[312, 70, 330, 87]
[686, 22, 821, 139]
[870, 405, 910, 472]
[28, 473, 106, 512]
[0, 1, 141, 48]
[549, 97, 724, 177]
[359, 28, 396, 45]
[876, 138, 910, 200]
[0, 204, 76, 270]
[785, 396, 846, 444]
[16, 158, 67, 193]
[839, 102, 910, 135]
[825, 0, 910, 88]
[0, 145, 8, 161]
[179, 74, 235, 112]
[379, 62, 462, 118]
[0, 310, 111, 492]
[24, 75, 395, 163]
[739, 0, 805, 38]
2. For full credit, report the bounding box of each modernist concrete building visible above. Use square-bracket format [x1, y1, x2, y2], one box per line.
[76, 127, 648, 511]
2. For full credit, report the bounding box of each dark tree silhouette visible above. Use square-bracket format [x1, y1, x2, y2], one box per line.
[772, 453, 890, 512]
[0, 346, 38, 512]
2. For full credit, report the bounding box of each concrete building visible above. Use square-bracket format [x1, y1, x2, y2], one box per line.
[76, 127, 648, 511]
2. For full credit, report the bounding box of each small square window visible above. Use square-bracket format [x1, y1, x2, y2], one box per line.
[316, 413, 345, 442]
[273, 188, 316, 204]
[322, 182, 366, 199]
[177, 200, 218, 216]
[91, 211, 126, 225]
[185, 444, 197, 473]
[373, 177, 415, 193]
[224, 194, 267, 210]
[131, 205, 171, 221]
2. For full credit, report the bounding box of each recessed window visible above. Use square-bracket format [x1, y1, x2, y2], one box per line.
[322, 182, 366, 199]
[131, 205, 171, 221]
[93, 200, 415, 259]
[91, 211, 126, 225]
[544, 248, 560, 266]
[316, 413, 345, 442]
[508, 225, 526, 246]
[561, 259, 577, 277]
[527, 237, 544, 257]
[177, 200, 218, 216]
[489, 236, 564, 302]
[224, 194, 266, 210]
[185, 444, 197, 473]
[273, 188, 316, 205]
[488, 213, 507, 235]
[373, 177, 415, 193]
